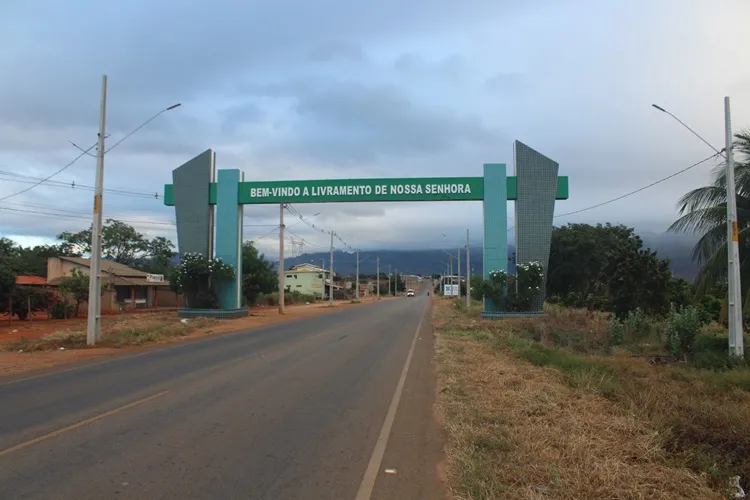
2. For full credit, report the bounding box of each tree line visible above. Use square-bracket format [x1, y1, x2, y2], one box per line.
[0, 219, 279, 316]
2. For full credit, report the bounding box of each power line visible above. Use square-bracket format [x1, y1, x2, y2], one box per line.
[0, 103, 181, 204]
[0, 205, 176, 227]
[286, 205, 357, 252]
[0, 171, 162, 199]
[555, 152, 721, 218]
[0, 145, 96, 202]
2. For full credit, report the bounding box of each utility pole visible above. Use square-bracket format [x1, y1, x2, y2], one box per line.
[457, 247, 461, 297]
[449, 256, 452, 296]
[355, 249, 360, 301]
[395, 268, 398, 296]
[86, 74, 108, 346]
[376, 257, 380, 299]
[329, 231, 335, 306]
[466, 229, 470, 307]
[725, 96, 744, 357]
[388, 264, 391, 296]
[278, 203, 285, 314]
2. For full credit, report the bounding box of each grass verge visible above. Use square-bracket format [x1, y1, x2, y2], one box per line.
[5, 313, 217, 352]
[434, 298, 748, 499]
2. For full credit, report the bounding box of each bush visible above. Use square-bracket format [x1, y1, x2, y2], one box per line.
[285, 291, 316, 305]
[479, 263, 544, 312]
[50, 301, 77, 319]
[256, 293, 279, 306]
[0, 286, 57, 320]
[172, 253, 235, 309]
[625, 307, 649, 338]
[253, 291, 317, 306]
[192, 289, 219, 309]
[607, 315, 625, 346]
[697, 295, 722, 325]
[665, 304, 701, 356]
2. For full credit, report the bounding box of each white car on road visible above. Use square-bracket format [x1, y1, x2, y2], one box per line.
[406, 289, 415, 297]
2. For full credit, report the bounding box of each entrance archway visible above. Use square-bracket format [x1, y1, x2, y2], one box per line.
[164, 140, 569, 317]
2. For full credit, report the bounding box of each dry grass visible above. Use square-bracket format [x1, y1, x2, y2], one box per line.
[433, 298, 749, 499]
[4, 312, 217, 352]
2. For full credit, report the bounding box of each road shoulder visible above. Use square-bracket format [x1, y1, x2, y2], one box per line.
[370, 300, 448, 500]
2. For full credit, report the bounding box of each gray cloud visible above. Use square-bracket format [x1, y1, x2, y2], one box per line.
[2, 0, 750, 261]
[307, 41, 367, 63]
[244, 79, 501, 165]
[484, 73, 528, 95]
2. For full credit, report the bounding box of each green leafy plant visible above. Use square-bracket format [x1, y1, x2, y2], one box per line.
[607, 315, 625, 346]
[479, 269, 509, 310]
[665, 304, 702, 356]
[58, 268, 105, 317]
[50, 301, 77, 319]
[171, 253, 236, 309]
[625, 307, 648, 338]
[479, 262, 544, 312]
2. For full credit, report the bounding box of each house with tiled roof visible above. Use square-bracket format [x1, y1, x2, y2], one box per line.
[47, 256, 181, 311]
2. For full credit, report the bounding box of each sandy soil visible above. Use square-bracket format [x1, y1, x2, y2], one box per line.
[0, 297, 397, 377]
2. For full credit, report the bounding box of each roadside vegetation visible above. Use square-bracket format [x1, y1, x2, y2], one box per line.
[4, 313, 218, 352]
[434, 298, 750, 499]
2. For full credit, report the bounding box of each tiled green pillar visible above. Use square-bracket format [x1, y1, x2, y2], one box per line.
[215, 169, 244, 309]
[514, 141, 559, 311]
[172, 149, 215, 259]
[482, 163, 508, 313]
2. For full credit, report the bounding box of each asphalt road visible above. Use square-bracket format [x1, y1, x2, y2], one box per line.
[0, 291, 444, 500]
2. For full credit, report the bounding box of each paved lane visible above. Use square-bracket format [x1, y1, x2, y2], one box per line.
[0, 295, 441, 499]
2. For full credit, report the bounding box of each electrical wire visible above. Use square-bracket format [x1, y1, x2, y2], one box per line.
[0, 145, 96, 202]
[505, 151, 722, 233]
[0, 104, 181, 202]
[554, 152, 721, 219]
[0, 171, 162, 199]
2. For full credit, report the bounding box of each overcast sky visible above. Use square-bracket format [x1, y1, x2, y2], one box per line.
[1, 0, 749, 258]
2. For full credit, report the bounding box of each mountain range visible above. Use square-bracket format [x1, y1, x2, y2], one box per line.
[277, 231, 702, 280]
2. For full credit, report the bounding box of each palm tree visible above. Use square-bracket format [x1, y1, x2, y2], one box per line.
[669, 131, 750, 300]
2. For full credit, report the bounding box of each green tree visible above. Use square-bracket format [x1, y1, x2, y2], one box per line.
[241, 242, 277, 305]
[669, 130, 750, 298]
[58, 219, 149, 266]
[390, 275, 406, 294]
[135, 236, 176, 274]
[0, 287, 56, 320]
[58, 268, 104, 317]
[547, 223, 674, 315]
[0, 238, 19, 297]
[15, 244, 79, 277]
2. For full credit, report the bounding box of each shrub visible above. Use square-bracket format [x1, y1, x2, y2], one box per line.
[479, 262, 544, 312]
[50, 301, 77, 319]
[171, 253, 235, 309]
[1, 286, 57, 320]
[285, 291, 316, 304]
[625, 307, 649, 338]
[256, 293, 279, 306]
[665, 304, 701, 356]
[253, 291, 317, 306]
[607, 315, 625, 346]
[697, 295, 722, 325]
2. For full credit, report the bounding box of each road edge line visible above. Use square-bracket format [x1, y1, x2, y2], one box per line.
[354, 299, 430, 500]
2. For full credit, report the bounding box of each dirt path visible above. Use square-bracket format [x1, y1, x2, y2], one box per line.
[0, 298, 397, 377]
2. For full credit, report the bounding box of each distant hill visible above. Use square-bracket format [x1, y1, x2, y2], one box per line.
[277, 231, 701, 280]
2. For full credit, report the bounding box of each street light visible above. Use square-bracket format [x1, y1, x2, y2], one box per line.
[652, 101, 742, 357]
[652, 104, 725, 158]
[87, 74, 182, 346]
